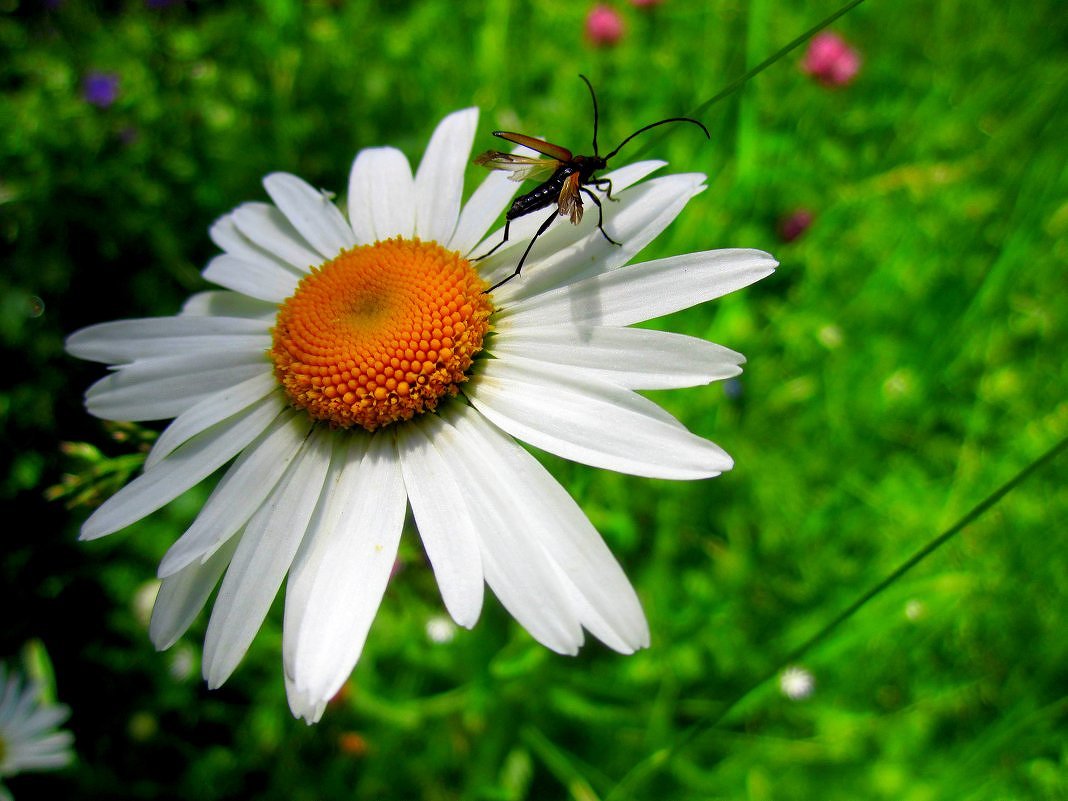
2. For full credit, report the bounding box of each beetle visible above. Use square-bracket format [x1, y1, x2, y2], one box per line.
[473, 74, 710, 292]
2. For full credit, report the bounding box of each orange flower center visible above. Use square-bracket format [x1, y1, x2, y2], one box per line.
[270, 238, 492, 431]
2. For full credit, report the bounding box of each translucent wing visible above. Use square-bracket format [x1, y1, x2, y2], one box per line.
[557, 172, 583, 225]
[491, 131, 574, 162]
[473, 151, 560, 183]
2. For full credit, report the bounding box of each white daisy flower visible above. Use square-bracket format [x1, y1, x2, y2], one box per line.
[0, 662, 74, 794]
[66, 107, 776, 723]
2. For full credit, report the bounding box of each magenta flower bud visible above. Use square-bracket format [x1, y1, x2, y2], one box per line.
[801, 32, 861, 87]
[586, 4, 625, 47]
[778, 208, 815, 243]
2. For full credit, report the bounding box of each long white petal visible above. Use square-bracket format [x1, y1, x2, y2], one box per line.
[454, 409, 647, 652]
[209, 214, 306, 280]
[180, 291, 278, 321]
[468, 358, 732, 479]
[280, 434, 364, 677]
[284, 674, 327, 725]
[80, 393, 284, 540]
[414, 108, 478, 243]
[434, 407, 585, 653]
[347, 147, 415, 243]
[85, 352, 270, 422]
[501, 248, 778, 329]
[146, 373, 281, 470]
[157, 408, 313, 577]
[397, 417, 484, 628]
[284, 432, 407, 705]
[485, 173, 706, 303]
[231, 202, 322, 272]
[488, 326, 744, 390]
[449, 167, 520, 255]
[263, 172, 357, 259]
[203, 426, 333, 688]
[66, 316, 270, 364]
[149, 536, 240, 650]
[203, 254, 300, 304]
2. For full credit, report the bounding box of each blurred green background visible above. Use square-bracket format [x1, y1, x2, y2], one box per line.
[2, 0, 1066, 799]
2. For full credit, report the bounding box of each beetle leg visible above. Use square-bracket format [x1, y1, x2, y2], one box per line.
[581, 187, 621, 247]
[485, 208, 559, 293]
[590, 177, 617, 202]
[471, 219, 512, 261]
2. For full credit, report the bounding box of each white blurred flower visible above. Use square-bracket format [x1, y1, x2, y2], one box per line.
[67, 106, 776, 723]
[779, 665, 815, 700]
[0, 662, 74, 793]
[425, 616, 457, 644]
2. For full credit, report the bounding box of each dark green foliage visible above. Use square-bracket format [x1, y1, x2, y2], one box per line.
[1, 0, 1065, 799]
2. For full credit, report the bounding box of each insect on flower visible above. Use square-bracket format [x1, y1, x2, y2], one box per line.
[473, 74, 710, 292]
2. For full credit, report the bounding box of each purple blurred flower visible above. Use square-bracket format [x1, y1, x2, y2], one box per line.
[83, 72, 120, 108]
[778, 208, 815, 243]
[586, 4, 625, 47]
[801, 32, 861, 87]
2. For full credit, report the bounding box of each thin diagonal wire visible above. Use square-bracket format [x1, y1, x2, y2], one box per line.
[631, 0, 870, 159]
[605, 434, 1068, 801]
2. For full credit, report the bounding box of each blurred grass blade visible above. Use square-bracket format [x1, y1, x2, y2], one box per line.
[606, 433, 1068, 801]
[522, 726, 604, 801]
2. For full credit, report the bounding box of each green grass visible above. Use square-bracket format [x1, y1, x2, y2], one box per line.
[2, 0, 1065, 799]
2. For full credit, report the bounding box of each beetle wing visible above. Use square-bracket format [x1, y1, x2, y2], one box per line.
[474, 151, 560, 183]
[492, 131, 574, 162]
[557, 172, 584, 225]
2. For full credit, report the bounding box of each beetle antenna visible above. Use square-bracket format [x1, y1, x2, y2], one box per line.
[603, 117, 710, 162]
[579, 74, 600, 157]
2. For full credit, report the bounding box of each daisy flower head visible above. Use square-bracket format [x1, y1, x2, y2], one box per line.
[0, 662, 74, 792]
[66, 106, 777, 723]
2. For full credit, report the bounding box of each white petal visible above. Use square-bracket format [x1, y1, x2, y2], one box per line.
[209, 214, 306, 280]
[231, 202, 322, 272]
[397, 417, 484, 628]
[453, 409, 647, 652]
[85, 352, 270, 422]
[284, 432, 407, 705]
[180, 291, 277, 321]
[597, 159, 667, 191]
[435, 408, 584, 653]
[448, 166, 521, 255]
[66, 316, 270, 364]
[149, 536, 239, 650]
[203, 254, 300, 304]
[202, 426, 333, 688]
[501, 248, 778, 329]
[284, 674, 327, 724]
[346, 147, 415, 243]
[80, 392, 284, 540]
[157, 409, 313, 577]
[468, 357, 732, 479]
[263, 172, 357, 258]
[485, 173, 706, 302]
[488, 326, 744, 390]
[146, 373, 280, 470]
[414, 108, 478, 243]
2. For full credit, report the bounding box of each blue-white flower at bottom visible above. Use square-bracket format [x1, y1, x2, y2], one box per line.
[0, 663, 74, 797]
[66, 106, 777, 722]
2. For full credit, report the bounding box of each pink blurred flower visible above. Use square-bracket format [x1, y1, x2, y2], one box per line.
[586, 4, 625, 47]
[801, 32, 861, 87]
[778, 208, 815, 243]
